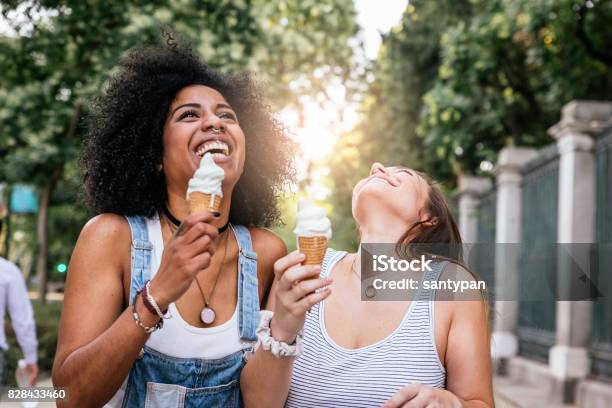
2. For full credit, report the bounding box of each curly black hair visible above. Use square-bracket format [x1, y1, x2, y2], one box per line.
[81, 39, 296, 227]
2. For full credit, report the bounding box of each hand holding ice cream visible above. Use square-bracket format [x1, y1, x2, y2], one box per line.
[187, 153, 224, 216]
[266, 199, 334, 343]
[294, 198, 332, 265]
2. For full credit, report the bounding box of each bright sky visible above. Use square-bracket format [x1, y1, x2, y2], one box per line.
[285, 0, 408, 199]
[356, 0, 409, 60]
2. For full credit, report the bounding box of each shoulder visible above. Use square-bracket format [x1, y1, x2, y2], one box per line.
[248, 227, 287, 303]
[249, 227, 288, 262]
[68, 214, 133, 305]
[75, 213, 132, 269]
[80, 213, 131, 240]
[440, 261, 479, 281]
[438, 261, 489, 322]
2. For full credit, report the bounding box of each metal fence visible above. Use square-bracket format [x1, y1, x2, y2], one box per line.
[517, 145, 559, 363]
[475, 189, 496, 302]
[592, 127, 612, 380]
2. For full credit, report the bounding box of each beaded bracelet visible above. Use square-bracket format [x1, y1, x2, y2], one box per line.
[132, 290, 163, 334]
[256, 310, 303, 358]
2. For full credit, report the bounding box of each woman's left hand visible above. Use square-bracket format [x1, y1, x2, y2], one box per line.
[383, 384, 462, 408]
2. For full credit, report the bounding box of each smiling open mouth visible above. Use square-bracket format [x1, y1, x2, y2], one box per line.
[195, 140, 230, 158]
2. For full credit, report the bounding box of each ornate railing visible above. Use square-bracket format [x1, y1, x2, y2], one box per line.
[592, 127, 612, 380]
[517, 144, 559, 363]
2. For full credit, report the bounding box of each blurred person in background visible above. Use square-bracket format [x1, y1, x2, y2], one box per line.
[0, 220, 39, 386]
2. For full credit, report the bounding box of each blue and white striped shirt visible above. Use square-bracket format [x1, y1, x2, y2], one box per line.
[285, 249, 446, 407]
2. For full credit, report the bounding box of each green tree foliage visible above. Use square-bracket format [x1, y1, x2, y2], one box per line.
[420, 0, 612, 181]
[0, 0, 358, 298]
[327, 0, 612, 250]
[251, 0, 360, 108]
[327, 0, 473, 249]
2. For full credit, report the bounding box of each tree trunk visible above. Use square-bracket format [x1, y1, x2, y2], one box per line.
[35, 101, 81, 303]
[36, 169, 60, 304]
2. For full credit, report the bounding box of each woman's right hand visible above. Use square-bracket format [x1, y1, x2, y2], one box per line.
[149, 211, 219, 310]
[269, 251, 332, 342]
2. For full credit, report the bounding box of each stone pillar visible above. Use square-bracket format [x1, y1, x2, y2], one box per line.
[491, 147, 538, 374]
[547, 101, 612, 403]
[457, 175, 492, 243]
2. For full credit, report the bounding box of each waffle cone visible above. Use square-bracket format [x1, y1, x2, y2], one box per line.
[189, 192, 222, 216]
[297, 236, 328, 265]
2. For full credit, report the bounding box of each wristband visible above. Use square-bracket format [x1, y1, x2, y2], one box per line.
[144, 280, 172, 319]
[140, 288, 158, 317]
[256, 310, 303, 358]
[132, 291, 163, 333]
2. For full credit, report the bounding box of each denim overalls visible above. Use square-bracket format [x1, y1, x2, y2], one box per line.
[121, 215, 260, 408]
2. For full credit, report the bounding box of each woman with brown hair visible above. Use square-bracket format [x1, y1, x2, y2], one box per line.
[241, 163, 494, 407]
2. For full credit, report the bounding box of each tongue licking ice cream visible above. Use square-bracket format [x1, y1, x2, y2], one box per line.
[294, 198, 332, 265]
[187, 153, 224, 216]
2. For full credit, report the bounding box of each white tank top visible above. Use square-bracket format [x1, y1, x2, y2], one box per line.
[145, 214, 245, 358]
[105, 214, 245, 407]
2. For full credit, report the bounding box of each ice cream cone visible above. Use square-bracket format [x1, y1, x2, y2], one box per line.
[189, 192, 222, 216]
[297, 236, 328, 265]
[187, 153, 224, 216]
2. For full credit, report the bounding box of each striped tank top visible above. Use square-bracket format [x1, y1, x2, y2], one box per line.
[285, 249, 447, 408]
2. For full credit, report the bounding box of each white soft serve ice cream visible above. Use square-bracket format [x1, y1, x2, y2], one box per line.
[186, 152, 224, 198]
[293, 198, 332, 239]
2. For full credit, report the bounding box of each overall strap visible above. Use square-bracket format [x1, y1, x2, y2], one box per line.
[232, 224, 260, 341]
[125, 216, 154, 305]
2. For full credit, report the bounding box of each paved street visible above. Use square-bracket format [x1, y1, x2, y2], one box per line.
[494, 376, 577, 408]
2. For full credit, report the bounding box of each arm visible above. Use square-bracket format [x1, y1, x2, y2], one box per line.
[385, 264, 494, 408]
[442, 264, 494, 407]
[52, 212, 218, 407]
[240, 230, 291, 408]
[52, 214, 156, 407]
[240, 250, 332, 408]
[240, 280, 293, 408]
[7, 263, 39, 384]
[248, 228, 287, 306]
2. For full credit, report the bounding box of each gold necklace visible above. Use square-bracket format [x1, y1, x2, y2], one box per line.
[194, 227, 230, 325]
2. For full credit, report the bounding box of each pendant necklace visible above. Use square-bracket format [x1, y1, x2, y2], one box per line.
[163, 206, 231, 324]
[194, 228, 229, 325]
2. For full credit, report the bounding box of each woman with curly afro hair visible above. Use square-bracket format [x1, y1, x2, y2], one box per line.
[52, 37, 295, 408]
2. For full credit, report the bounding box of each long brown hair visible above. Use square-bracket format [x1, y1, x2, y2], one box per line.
[397, 170, 463, 262]
[396, 169, 490, 309]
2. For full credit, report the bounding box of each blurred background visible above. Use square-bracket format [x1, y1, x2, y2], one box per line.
[0, 1, 611, 406]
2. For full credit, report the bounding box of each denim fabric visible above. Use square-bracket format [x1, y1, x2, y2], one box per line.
[121, 216, 259, 408]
